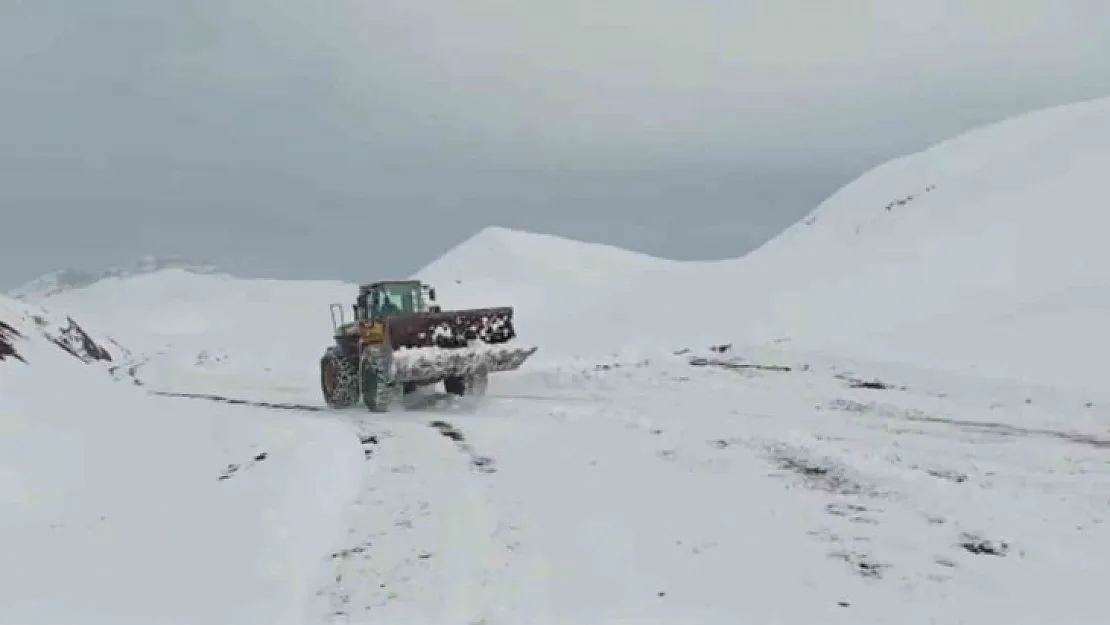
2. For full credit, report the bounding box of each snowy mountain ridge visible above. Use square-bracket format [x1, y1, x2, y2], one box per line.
[10, 255, 219, 301]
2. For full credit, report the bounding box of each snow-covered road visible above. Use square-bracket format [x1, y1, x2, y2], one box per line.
[131, 345, 1110, 625]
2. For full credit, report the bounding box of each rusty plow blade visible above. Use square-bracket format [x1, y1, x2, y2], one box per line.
[389, 342, 539, 383]
[386, 307, 519, 349]
[382, 306, 537, 382]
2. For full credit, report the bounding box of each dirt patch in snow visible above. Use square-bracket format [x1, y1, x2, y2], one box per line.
[428, 420, 497, 474]
[676, 343, 797, 374]
[689, 356, 794, 373]
[766, 443, 882, 498]
[830, 549, 889, 579]
[756, 441, 900, 579]
[824, 398, 1110, 450]
[958, 532, 1011, 557]
[834, 373, 908, 391]
[217, 451, 270, 482]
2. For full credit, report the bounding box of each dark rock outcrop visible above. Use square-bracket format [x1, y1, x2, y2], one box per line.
[47, 317, 113, 364]
[0, 320, 25, 363]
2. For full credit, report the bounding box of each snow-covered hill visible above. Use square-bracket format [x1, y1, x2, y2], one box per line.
[10, 255, 219, 301]
[5, 96, 1110, 624]
[424, 96, 1110, 390]
[417, 225, 697, 356]
[0, 294, 361, 625]
[730, 96, 1110, 389]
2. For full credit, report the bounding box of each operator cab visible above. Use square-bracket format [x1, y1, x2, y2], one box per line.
[352, 281, 440, 321]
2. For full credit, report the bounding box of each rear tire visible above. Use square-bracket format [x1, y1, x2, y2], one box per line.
[444, 368, 489, 397]
[321, 349, 359, 409]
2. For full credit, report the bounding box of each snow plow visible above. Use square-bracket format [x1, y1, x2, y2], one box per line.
[319, 280, 537, 412]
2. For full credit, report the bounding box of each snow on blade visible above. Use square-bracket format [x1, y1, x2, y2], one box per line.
[390, 341, 538, 382]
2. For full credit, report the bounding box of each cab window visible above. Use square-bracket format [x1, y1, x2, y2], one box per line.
[372, 284, 421, 317]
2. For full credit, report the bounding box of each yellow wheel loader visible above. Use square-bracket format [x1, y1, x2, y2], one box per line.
[319, 280, 537, 412]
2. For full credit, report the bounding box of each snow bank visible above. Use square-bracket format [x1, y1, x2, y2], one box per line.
[732, 95, 1110, 389]
[0, 295, 363, 624]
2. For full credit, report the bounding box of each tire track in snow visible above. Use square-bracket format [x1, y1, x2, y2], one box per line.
[149, 390, 328, 412]
[311, 417, 524, 624]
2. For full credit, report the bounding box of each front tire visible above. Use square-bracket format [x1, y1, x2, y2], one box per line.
[360, 355, 396, 413]
[321, 349, 359, 409]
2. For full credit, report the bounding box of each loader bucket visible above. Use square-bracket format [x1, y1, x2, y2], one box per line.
[385, 307, 518, 349]
[389, 342, 539, 383]
[383, 307, 537, 383]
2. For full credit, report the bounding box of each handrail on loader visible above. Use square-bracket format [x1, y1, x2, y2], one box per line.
[329, 303, 345, 330]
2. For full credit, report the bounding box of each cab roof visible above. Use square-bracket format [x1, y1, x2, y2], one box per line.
[360, 279, 423, 289]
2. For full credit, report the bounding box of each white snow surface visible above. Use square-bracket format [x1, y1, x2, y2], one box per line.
[0, 294, 363, 625]
[4, 96, 1110, 624]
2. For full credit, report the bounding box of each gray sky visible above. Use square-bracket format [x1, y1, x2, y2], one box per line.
[3, 0, 1110, 289]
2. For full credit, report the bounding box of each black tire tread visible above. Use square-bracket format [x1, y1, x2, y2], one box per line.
[321, 349, 359, 409]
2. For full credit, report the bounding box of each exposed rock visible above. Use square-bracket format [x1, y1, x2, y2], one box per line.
[47, 317, 113, 364]
[0, 320, 26, 363]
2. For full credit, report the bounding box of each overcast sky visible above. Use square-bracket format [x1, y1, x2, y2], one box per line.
[3, 0, 1110, 288]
